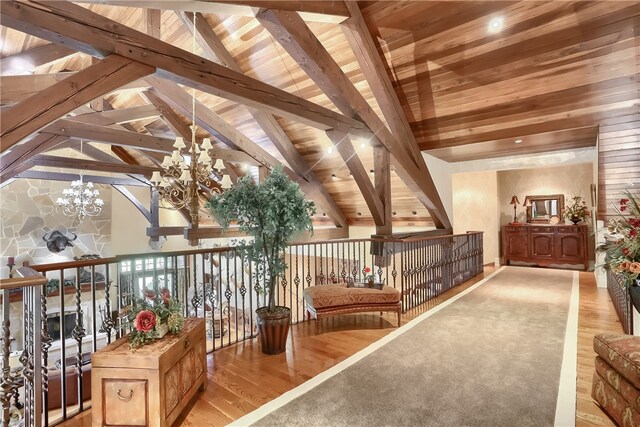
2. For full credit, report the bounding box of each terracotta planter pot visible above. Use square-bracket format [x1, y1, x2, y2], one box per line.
[256, 306, 291, 355]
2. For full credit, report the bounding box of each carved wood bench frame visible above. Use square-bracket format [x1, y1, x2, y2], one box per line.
[306, 301, 402, 327]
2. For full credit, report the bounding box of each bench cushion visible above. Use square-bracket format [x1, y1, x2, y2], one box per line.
[303, 284, 400, 310]
[594, 333, 640, 389]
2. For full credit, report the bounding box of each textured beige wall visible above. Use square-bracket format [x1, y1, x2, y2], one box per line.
[497, 163, 594, 227]
[452, 171, 499, 265]
[497, 162, 596, 263]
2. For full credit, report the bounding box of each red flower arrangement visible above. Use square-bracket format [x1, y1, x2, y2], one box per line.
[603, 191, 640, 286]
[125, 287, 185, 349]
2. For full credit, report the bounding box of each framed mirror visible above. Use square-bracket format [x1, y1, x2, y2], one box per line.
[525, 194, 565, 224]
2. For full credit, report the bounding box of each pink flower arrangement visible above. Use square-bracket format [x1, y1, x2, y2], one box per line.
[126, 287, 185, 349]
[134, 310, 156, 333]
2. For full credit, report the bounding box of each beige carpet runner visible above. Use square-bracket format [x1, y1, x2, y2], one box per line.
[233, 267, 575, 427]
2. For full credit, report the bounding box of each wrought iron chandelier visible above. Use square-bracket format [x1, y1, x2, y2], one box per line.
[149, 12, 232, 226]
[56, 140, 104, 222]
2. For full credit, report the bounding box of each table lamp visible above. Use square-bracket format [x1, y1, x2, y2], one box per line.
[510, 195, 520, 224]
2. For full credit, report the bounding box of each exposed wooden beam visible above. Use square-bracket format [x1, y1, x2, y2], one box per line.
[341, 2, 424, 168]
[69, 105, 161, 126]
[1, 54, 154, 152]
[326, 129, 385, 226]
[0, 134, 67, 179]
[177, 11, 348, 229]
[14, 170, 149, 186]
[27, 154, 159, 176]
[373, 146, 392, 236]
[41, 119, 174, 153]
[0, 163, 31, 185]
[112, 185, 152, 222]
[292, 226, 350, 242]
[1, 0, 369, 136]
[0, 42, 75, 75]
[212, 1, 349, 16]
[257, 9, 451, 229]
[144, 8, 161, 39]
[146, 226, 185, 237]
[78, 0, 347, 23]
[89, 57, 104, 112]
[0, 73, 151, 105]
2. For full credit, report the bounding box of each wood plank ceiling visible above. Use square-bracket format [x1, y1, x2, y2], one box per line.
[0, 1, 637, 230]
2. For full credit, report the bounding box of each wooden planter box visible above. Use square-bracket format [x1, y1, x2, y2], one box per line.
[91, 318, 207, 427]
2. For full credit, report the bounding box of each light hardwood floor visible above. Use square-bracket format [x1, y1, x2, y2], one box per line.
[60, 267, 621, 427]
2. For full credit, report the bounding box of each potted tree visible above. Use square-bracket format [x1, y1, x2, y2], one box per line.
[206, 166, 315, 354]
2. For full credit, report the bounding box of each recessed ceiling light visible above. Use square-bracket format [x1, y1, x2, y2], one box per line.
[327, 146, 333, 154]
[514, 139, 523, 144]
[488, 17, 504, 33]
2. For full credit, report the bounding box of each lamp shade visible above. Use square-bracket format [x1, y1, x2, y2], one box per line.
[201, 138, 213, 150]
[510, 195, 520, 205]
[213, 158, 225, 172]
[220, 174, 233, 189]
[173, 137, 186, 149]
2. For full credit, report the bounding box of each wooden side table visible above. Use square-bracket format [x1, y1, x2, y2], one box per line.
[91, 318, 207, 427]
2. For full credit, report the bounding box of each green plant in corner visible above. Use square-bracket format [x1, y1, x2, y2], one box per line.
[206, 166, 315, 353]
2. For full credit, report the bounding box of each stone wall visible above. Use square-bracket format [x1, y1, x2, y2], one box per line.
[0, 178, 112, 274]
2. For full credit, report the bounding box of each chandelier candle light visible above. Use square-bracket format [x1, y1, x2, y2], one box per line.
[149, 12, 232, 226]
[56, 140, 104, 222]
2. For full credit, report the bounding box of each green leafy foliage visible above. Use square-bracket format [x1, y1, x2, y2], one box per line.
[206, 166, 315, 312]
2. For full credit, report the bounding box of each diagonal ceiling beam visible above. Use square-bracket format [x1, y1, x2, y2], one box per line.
[0, 42, 75, 75]
[0, 0, 369, 136]
[41, 119, 174, 152]
[326, 129, 384, 225]
[147, 76, 348, 226]
[1, 134, 67, 180]
[257, 8, 452, 230]
[78, 0, 348, 24]
[1, 54, 154, 151]
[0, 72, 150, 106]
[341, 2, 426, 169]
[177, 11, 348, 228]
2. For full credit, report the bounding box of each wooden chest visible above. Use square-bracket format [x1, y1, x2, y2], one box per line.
[91, 318, 207, 427]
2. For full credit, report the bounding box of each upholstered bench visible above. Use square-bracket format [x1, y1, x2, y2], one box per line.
[592, 333, 640, 426]
[303, 284, 401, 327]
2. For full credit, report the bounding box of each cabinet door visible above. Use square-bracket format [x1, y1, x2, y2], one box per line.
[556, 233, 585, 261]
[505, 231, 528, 258]
[531, 233, 555, 259]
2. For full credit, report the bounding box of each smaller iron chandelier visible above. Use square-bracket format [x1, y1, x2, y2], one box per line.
[56, 173, 104, 222]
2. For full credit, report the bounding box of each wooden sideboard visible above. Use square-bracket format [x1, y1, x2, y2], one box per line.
[502, 224, 589, 270]
[91, 318, 207, 427]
